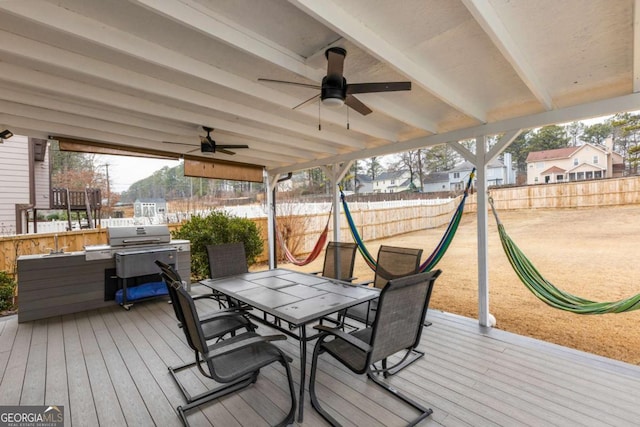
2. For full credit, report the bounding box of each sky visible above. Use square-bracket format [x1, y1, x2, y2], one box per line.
[95, 154, 181, 193]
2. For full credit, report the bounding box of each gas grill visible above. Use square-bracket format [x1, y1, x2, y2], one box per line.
[84, 225, 191, 308]
[85, 225, 189, 260]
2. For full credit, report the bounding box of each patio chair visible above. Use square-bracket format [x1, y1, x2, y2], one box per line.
[344, 245, 423, 326]
[314, 241, 358, 282]
[171, 280, 296, 427]
[155, 261, 256, 389]
[206, 242, 249, 307]
[206, 242, 249, 278]
[309, 270, 441, 427]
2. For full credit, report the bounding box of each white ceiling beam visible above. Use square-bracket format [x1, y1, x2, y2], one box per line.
[269, 92, 640, 175]
[0, 29, 363, 151]
[132, 0, 434, 133]
[0, 1, 391, 144]
[0, 99, 196, 144]
[289, 0, 487, 123]
[0, 62, 338, 157]
[0, 112, 288, 167]
[0, 84, 198, 137]
[461, 0, 554, 110]
[634, 0, 640, 92]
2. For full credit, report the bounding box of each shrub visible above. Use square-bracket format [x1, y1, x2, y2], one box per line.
[172, 210, 263, 280]
[0, 271, 16, 312]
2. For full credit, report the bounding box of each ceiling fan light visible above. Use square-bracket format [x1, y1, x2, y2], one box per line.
[322, 97, 345, 108]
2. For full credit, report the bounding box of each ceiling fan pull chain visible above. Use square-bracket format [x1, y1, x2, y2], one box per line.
[318, 97, 322, 131]
[347, 106, 350, 130]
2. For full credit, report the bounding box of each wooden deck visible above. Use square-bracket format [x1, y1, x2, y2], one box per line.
[1, 287, 640, 427]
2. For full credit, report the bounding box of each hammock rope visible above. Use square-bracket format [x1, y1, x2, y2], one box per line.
[275, 206, 332, 266]
[488, 195, 640, 314]
[341, 169, 476, 273]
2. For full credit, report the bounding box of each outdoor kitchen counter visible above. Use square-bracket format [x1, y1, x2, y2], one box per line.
[17, 251, 117, 323]
[17, 246, 191, 323]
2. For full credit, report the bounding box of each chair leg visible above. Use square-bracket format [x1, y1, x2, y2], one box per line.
[367, 370, 433, 427]
[371, 348, 425, 377]
[177, 374, 255, 426]
[277, 359, 297, 427]
[309, 339, 342, 427]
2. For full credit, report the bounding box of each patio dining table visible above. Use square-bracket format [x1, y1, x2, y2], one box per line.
[200, 268, 380, 422]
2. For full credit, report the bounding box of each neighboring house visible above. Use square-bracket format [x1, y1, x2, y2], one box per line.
[0, 135, 50, 235]
[354, 174, 373, 194]
[525, 139, 624, 185]
[133, 198, 167, 218]
[447, 156, 513, 191]
[422, 172, 450, 193]
[372, 170, 418, 193]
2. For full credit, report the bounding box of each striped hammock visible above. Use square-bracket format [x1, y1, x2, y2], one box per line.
[489, 196, 640, 314]
[341, 169, 475, 273]
[275, 207, 332, 266]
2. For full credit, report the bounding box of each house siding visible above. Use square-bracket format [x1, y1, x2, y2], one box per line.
[0, 136, 29, 234]
[526, 143, 621, 185]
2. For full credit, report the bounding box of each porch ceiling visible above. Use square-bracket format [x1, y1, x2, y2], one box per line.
[0, 0, 638, 175]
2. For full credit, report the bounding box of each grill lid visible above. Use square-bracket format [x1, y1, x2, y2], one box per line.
[107, 225, 171, 247]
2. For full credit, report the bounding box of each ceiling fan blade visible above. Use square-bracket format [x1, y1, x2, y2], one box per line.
[258, 78, 320, 89]
[326, 47, 346, 79]
[293, 93, 321, 110]
[217, 148, 236, 155]
[163, 141, 197, 147]
[218, 144, 249, 149]
[346, 81, 412, 94]
[345, 94, 373, 115]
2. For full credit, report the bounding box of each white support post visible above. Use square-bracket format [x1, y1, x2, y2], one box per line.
[265, 171, 280, 270]
[475, 136, 492, 327]
[322, 161, 352, 242]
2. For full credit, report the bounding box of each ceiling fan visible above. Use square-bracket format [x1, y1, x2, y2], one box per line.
[165, 126, 249, 155]
[258, 47, 411, 115]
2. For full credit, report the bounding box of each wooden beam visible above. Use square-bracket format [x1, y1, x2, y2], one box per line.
[183, 157, 263, 183]
[57, 137, 179, 160]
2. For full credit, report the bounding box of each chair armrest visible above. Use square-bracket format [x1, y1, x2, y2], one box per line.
[205, 333, 287, 358]
[313, 325, 372, 353]
[199, 307, 252, 324]
[352, 279, 373, 287]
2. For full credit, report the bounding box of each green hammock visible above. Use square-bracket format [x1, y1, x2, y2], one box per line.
[489, 196, 640, 314]
[341, 169, 475, 273]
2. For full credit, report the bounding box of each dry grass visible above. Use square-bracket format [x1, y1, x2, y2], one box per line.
[291, 204, 640, 366]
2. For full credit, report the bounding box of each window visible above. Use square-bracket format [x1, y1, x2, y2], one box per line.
[569, 172, 576, 181]
[557, 175, 564, 181]
[453, 172, 460, 179]
[577, 172, 584, 180]
[595, 171, 602, 178]
[573, 158, 579, 165]
[586, 171, 593, 179]
[593, 156, 598, 164]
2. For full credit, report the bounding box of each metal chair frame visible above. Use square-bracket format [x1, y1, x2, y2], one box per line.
[309, 270, 442, 427]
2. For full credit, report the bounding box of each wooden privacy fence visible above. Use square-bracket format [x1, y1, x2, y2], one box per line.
[464, 175, 640, 212]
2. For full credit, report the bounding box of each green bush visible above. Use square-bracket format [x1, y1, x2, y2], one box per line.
[0, 271, 16, 312]
[172, 210, 264, 280]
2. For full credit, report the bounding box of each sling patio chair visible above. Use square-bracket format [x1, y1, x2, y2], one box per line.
[344, 245, 424, 327]
[171, 278, 297, 427]
[309, 270, 441, 427]
[313, 241, 358, 282]
[205, 242, 250, 307]
[155, 260, 256, 396]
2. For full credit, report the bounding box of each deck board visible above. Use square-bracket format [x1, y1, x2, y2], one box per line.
[1, 296, 640, 426]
